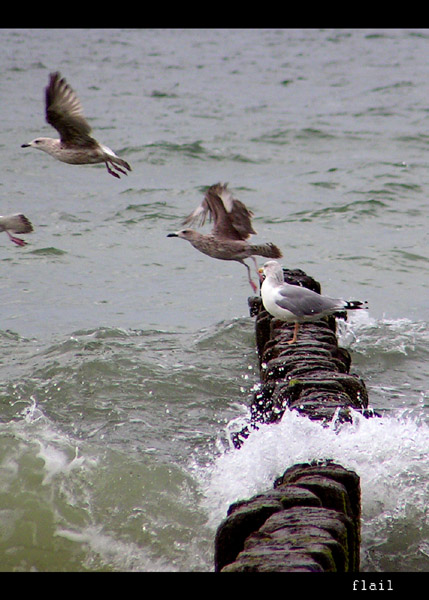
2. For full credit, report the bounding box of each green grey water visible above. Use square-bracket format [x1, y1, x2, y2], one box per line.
[0, 29, 428, 572]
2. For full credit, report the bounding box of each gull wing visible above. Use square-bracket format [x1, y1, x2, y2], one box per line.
[214, 183, 256, 239]
[204, 186, 245, 241]
[182, 183, 256, 239]
[182, 197, 210, 229]
[45, 72, 95, 146]
[275, 284, 342, 318]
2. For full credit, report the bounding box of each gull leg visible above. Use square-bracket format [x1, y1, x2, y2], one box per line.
[6, 231, 27, 246]
[287, 322, 300, 344]
[251, 256, 263, 284]
[243, 262, 258, 293]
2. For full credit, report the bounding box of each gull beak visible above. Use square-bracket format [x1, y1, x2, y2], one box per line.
[167, 232, 178, 237]
[258, 267, 264, 274]
[21, 143, 30, 148]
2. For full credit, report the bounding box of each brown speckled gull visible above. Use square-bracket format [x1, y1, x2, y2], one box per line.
[21, 72, 131, 179]
[168, 183, 282, 292]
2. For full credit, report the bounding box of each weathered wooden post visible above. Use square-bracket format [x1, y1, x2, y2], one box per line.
[214, 268, 377, 572]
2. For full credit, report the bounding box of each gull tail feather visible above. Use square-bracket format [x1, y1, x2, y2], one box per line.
[110, 155, 132, 172]
[344, 300, 368, 310]
[101, 144, 132, 174]
[249, 242, 283, 259]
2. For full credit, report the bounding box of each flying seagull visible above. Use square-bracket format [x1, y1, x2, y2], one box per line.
[260, 260, 367, 344]
[21, 71, 131, 179]
[0, 213, 33, 247]
[167, 183, 282, 292]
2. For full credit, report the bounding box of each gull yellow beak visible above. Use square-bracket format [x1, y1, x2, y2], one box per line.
[258, 267, 264, 274]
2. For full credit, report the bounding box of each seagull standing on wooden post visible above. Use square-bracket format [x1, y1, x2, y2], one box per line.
[259, 260, 368, 344]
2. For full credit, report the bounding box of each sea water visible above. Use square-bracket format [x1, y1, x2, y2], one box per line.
[0, 28, 428, 571]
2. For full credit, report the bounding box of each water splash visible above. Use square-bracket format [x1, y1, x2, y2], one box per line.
[200, 406, 429, 569]
[338, 311, 429, 356]
[54, 526, 176, 572]
[198, 314, 429, 571]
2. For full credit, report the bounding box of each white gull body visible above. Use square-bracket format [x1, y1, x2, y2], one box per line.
[260, 260, 367, 343]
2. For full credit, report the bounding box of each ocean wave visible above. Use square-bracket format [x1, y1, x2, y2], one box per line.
[290, 198, 389, 222]
[338, 312, 429, 357]
[200, 406, 429, 570]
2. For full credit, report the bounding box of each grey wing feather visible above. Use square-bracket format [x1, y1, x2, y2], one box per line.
[276, 285, 343, 318]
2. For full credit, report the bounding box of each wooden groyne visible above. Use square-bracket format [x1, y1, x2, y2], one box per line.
[215, 461, 361, 572]
[214, 267, 377, 572]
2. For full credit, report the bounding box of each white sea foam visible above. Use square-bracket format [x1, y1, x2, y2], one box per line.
[202, 405, 429, 534]
[55, 526, 175, 572]
[338, 311, 429, 355]
[201, 314, 429, 531]
[12, 398, 95, 486]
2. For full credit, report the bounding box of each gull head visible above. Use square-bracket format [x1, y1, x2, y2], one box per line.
[260, 260, 285, 284]
[21, 137, 56, 152]
[167, 229, 199, 242]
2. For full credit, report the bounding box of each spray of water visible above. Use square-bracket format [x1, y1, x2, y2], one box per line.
[199, 313, 429, 571]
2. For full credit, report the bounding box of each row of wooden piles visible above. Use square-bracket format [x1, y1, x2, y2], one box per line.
[214, 267, 378, 572]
